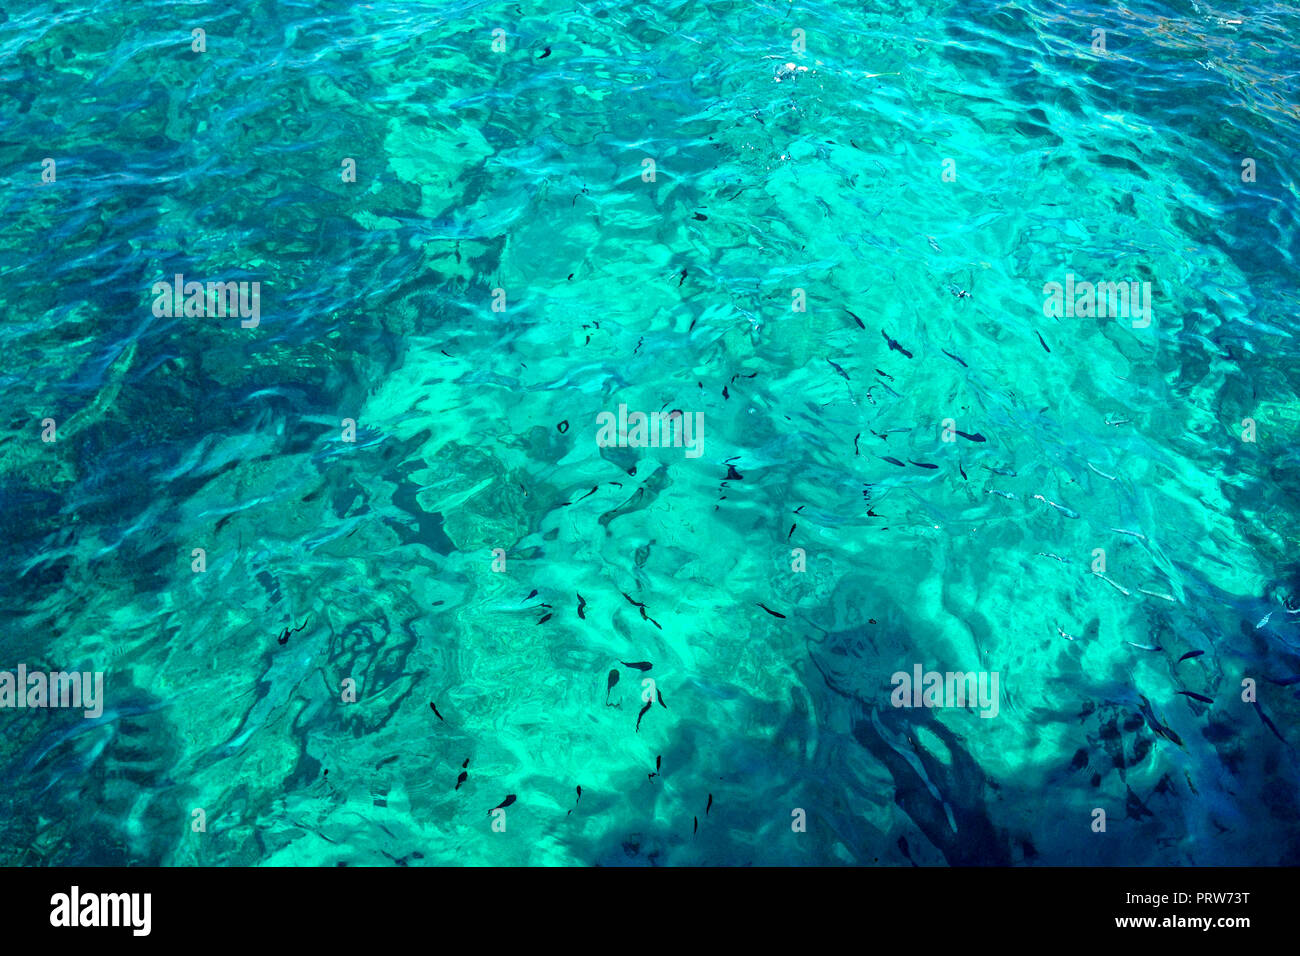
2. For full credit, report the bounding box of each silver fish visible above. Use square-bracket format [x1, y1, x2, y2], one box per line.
[1095, 573, 1131, 596]
[1033, 494, 1079, 518]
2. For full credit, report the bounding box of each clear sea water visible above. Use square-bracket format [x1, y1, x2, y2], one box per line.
[1, 0, 1299, 865]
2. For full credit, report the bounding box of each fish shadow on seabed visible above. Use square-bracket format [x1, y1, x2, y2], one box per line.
[847, 699, 1012, 866]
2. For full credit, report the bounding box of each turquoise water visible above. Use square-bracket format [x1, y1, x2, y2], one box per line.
[2, 0, 1299, 865]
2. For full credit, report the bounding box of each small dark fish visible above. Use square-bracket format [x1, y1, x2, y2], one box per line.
[537, 613, 553, 625]
[959, 462, 967, 480]
[430, 702, 444, 721]
[678, 268, 687, 286]
[875, 368, 894, 382]
[692, 212, 707, 221]
[577, 594, 587, 619]
[525, 589, 538, 601]
[575, 786, 582, 803]
[489, 795, 517, 813]
[879, 456, 906, 467]
[563, 485, 597, 506]
[636, 699, 652, 731]
[846, 309, 866, 330]
[1177, 650, 1204, 663]
[1176, 691, 1214, 704]
[1035, 330, 1051, 353]
[954, 430, 986, 442]
[854, 433, 861, 456]
[757, 603, 786, 618]
[620, 660, 652, 671]
[462, 758, 469, 768]
[941, 349, 968, 368]
[881, 328, 913, 358]
[908, 459, 939, 469]
[827, 359, 851, 381]
[722, 385, 730, 400]
[276, 617, 309, 646]
[455, 771, 467, 790]
[538, 46, 551, 58]
[693, 816, 698, 835]
[556, 419, 569, 433]
[1253, 700, 1287, 744]
[656, 755, 661, 772]
[656, 688, 667, 709]
[706, 793, 713, 815]
[606, 669, 620, 704]
[787, 523, 796, 541]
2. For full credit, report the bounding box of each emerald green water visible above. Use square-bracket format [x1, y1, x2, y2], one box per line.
[2, 0, 1299, 865]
